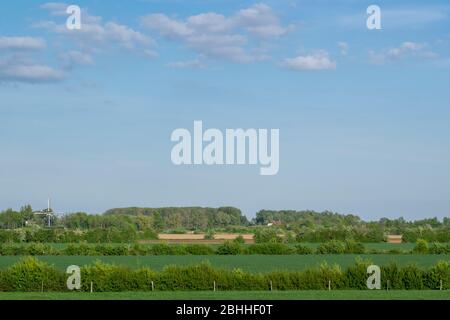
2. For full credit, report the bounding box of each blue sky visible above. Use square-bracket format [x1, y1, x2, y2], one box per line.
[1, 0, 449, 220]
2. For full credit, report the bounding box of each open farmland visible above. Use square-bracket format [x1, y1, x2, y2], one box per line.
[0, 254, 447, 273]
[18, 242, 421, 251]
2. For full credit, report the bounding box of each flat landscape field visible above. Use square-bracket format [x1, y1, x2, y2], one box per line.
[0, 254, 448, 272]
[0, 290, 447, 300]
[39, 243, 419, 250]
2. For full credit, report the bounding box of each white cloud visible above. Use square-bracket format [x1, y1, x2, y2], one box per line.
[233, 3, 289, 38]
[140, 13, 193, 38]
[186, 13, 231, 34]
[281, 51, 336, 71]
[0, 56, 64, 83]
[140, 3, 289, 63]
[40, 2, 68, 16]
[38, 3, 156, 54]
[0, 36, 64, 84]
[0, 37, 46, 51]
[369, 41, 437, 64]
[12, 2, 157, 84]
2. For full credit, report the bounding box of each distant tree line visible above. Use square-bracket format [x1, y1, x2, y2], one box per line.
[104, 207, 248, 230]
[0, 206, 248, 243]
[0, 206, 448, 243]
[254, 210, 450, 242]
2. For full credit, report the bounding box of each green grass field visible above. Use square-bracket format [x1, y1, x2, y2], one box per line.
[0, 254, 448, 272]
[40, 242, 419, 250]
[0, 290, 447, 300]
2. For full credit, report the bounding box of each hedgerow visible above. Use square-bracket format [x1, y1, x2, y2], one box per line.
[1, 241, 450, 256]
[245, 243, 296, 255]
[216, 242, 245, 255]
[0, 257, 448, 292]
[0, 257, 65, 291]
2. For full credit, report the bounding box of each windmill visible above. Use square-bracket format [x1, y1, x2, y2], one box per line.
[33, 198, 65, 227]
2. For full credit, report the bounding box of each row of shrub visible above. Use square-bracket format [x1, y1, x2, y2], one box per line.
[412, 239, 450, 254]
[0, 228, 154, 244]
[218, 240, 450, 255]
[1, 240, 449, 256]
[0, 257, 448, 292]
[0, 243, 215, 256]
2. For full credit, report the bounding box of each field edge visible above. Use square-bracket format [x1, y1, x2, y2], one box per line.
[0, 290, 448, 300]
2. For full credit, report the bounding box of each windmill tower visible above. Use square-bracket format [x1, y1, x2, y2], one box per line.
[46, 197, 53, 227]
[34, 197, 56, 227]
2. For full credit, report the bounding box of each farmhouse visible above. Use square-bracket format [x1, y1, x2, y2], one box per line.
[387, 235, 403, 244]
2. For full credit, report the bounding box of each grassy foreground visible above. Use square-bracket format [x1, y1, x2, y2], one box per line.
[0, 290, 448, 300]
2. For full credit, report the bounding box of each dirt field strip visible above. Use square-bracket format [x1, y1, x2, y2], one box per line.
[140, 233, 255, 244]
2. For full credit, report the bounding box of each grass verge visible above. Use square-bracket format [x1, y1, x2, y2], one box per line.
[0, 290, 448, 300]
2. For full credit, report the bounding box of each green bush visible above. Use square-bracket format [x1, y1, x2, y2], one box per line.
[63, 243, 99, 256]
[81, 261, 156, 292]
[343, 258, 372, 289]
[294, 244, 313, 255]
[0, 230, 22, 243]
[216, 241, 244, 255]
[246, 243, 295, 255]
[158, 263, 220, 290]
[233, 235, 245, 244]
[150, 244, 181, 255]
[184, 245, 215, 255]
[129, 243, 149, 255]
[429, 243, 450, 254]
[0, 243, 59, 256]
[138, 229, 158, 240]
[254, 229, 282, 243]
[423, 261, 449, 290]
[0, 257, 65, 292]
[344, 240, 365, 254]
[204, 230, 215, 240]
[316, 240, 346, 254]
[226, 269, 267, 290]
[94, 244, 129, 256]
[0, 244, 27, 255]
[264, 271, 301, 290]
[400, 264, 424, 289]
[315, 240, 365, 254]
[381, 262, 404, 289]
[413, 239, 429, 254]
[298, 263, 344, 290]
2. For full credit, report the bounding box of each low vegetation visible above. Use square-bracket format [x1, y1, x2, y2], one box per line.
[1, 206, 448, 244]
[0, 239, 448, 256]
[0, 257, 448, 292]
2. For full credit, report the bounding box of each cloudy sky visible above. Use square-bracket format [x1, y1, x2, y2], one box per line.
[1, 0, 449, 220]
